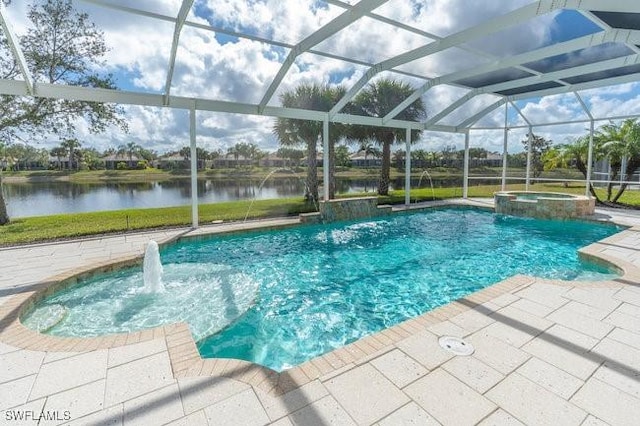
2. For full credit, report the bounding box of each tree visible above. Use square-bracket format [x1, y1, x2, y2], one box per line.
[60, 138, 81, 170]
[50, 146, 66, 170]
[543, 136, 604, 200]
[335, 145, 352, 168]
[117, 142, 142, 167]
[350, 79, 425, 195]
[595, 119, 640, 202]
[0, 0, 128, 224]
[521, 133, 552, 180]
[274, 83, 347, 202]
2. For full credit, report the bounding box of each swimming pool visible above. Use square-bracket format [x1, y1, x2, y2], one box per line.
[23, 207, 620, 371]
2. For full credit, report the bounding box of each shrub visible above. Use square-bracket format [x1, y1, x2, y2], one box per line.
[116, 162, 127, 170]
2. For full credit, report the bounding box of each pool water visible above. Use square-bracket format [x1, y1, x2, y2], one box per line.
[23, 208, 620, 371]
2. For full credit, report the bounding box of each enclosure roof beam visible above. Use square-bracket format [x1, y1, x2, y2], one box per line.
[423, 92, 476, 127]
[0, 3, 34, 94]
[384, 28, 639, 122]
[574, 92, 594, 121]
[456, 99, 506, 130]
[257, 0, 389, 112]
[163, 0, 194, 105]
[508, 71, 640, 101]
[0, 78, 430, 131]
[330, 0, 561, 117]
[509, 101, 532, 127]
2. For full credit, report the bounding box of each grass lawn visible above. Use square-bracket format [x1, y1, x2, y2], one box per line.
[1, 181, 638, 246]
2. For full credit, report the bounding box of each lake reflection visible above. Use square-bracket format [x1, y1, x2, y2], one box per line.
[4, 176, 464, 218]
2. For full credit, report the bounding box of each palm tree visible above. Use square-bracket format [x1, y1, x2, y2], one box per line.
[60, 138, 82, 171]
[350, 79, 426, 195]
[274, 83, 347, 202]
[118, 142, 142, 167]
[596, 119, 640, 202]
[542, 137, 601, 201]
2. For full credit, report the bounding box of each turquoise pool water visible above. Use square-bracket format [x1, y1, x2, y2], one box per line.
[24, 208, 620, 371]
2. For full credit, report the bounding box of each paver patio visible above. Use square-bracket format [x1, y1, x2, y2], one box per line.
[1, 199, 640, 425]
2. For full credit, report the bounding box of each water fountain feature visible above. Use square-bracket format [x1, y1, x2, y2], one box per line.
[143, 240, 164, 293]
[243, 168, 318, 222]
[414, 170, 436, 203]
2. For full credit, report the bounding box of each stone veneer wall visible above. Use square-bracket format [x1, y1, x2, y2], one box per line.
[314, 196, 392, 223]
[494, 192, 595, 219]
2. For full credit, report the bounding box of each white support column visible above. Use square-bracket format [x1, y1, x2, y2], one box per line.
[323, 119, 330, 201]
[501, 103, 509, 191]
[586, 120, 594, 197]
[525, 127, 533, 191]
[190, 107, 199, 228]
[463, 130, 470, 199]
[405, 128, 411, 206]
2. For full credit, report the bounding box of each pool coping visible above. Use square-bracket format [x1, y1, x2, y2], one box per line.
[1, 200, 638, 396]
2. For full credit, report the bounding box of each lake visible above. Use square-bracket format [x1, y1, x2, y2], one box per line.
[2, 176, 465, 218]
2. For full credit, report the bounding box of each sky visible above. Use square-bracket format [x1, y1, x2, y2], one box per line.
[3, 0, 640, 155]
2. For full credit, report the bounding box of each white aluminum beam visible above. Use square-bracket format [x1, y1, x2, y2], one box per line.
[405, 128, 411, 206]
[323, 119, 330, 201]
[189, 106, 198, 228]
[509, 101, 532, 127]
[574, 92, 594, 120]
[258, 0, 388, 111]
[424, 92, 475, 127]
[457, 99, 505, 130]
[463, 130, 470, 198]
[163, 0, 194, 105]
[0, 3, 34, 94]
[331, 0, 562, 117]
[509, 71, 640, 102]
[385, 29, 639, 122]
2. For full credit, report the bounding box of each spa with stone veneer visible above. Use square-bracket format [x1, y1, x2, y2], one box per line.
[494, 191, 595, 219]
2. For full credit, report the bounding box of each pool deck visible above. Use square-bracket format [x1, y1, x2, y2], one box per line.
[2, 198, 640, 425]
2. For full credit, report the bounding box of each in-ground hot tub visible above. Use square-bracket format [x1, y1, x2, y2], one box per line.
[494, 191, 595, 219]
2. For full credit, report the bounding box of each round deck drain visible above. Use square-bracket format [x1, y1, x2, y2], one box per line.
[438, 336, 474, 356]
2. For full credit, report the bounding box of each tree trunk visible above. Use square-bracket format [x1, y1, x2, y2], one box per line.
[575, 158, 601, 202]
[378, 139, 392, 195]
[306, 141, 319, 203]
[612, 161, 640, 203]
[0, 175, 9, 225]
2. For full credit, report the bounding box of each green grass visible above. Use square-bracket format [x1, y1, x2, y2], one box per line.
[2, 181, 639, 246]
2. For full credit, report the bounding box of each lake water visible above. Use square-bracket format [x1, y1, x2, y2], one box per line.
[3, 176, 466, 218]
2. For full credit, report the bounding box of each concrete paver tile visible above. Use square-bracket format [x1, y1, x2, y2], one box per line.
[516, 357, 584, 399]
[581, 415, 611, 426]
[510, 298, 556, 317]
[165, 410, 208, 426]
[522, 333, 600, 380]
[324, 363, 409, 424]
[378, 402, 441, 426]
[514, 283, 568, 309]
[613, 288, 640, 307]
[442, 355, 504, 394]
[104, 351, 174, 406]
[288, 395, 356, 426]
[0, 374, 36, 411]
[177, 376, 249, 415]
[564, 288, 621, 312]
[107, 338, 167, 368]
[608, 327, 640, 351]
[405, 369, 496, 426]
[395, 330, 453, 370]
[39, 379, 105, 425]
[477, 409, 525, 426]
[572, 378, 640, 426]
[255, 379, 328, 421]
[67, 403, 123, 426]
[486, 373, 586, 426]
[563, 300, 615, 321]
[203, 388, 270, 426]
[591, 338, 640, 372]
[547, 306, 614, 340]
[30, 350, 107, 400]
[592, 362, 640, 399]
[449, 309, 494, 333]
[122, 383, 184, 426]
[468, 331, 530, 375]
[0, 350, 44, 384]
[482, 321, 537, 348]
[370, 348, 429, 389]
